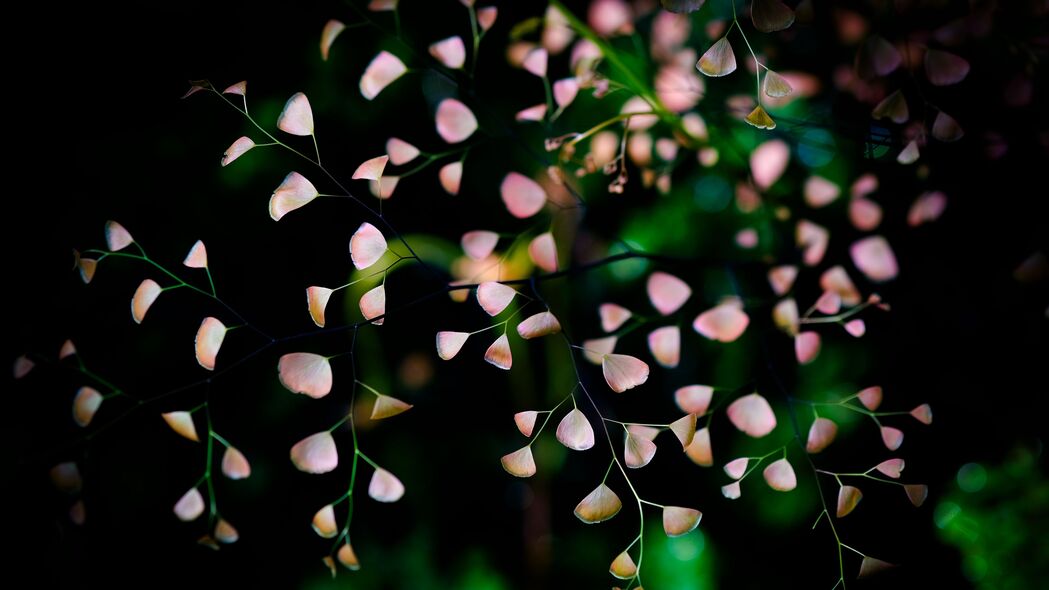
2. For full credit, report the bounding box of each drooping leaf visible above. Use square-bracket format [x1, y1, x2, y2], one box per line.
[693, 301, 750, 342]
[582, 336, 617, 364]
[514, 411, 538, 437]
[858, 386, 883, 410]
[360, 51, 407, 100]
[768, 265, 798, 296]
[435, 98, 478, 143]
[461, 230, 499, 260]
[574, 483, 622, 523]
[477, 6, 498, 31]
[174, 487, 205, 522]
[72, 386, 103, 427]
[858, 557, 895, 578]
[501, 446, 537, 477]
[429, 36, 467, 69]
[278, 352, 333, 399]
[881, 426, 904, 451]
[214, 519, 239, 544]
[744, 105, 776, 130]
[932, 110, 964, 142]
[905, 484, 928, 507]
[646, 271, 691, 315]
[516, 311, 561, 339]
[751, 0, 795, 32]
[599, 303, 633, 332]
[696, 37, 736, 77]
[685, 427, 713, 466]
[751, 139, 790, 190]
[277, 92, 314, 136]
[876, 458, 905, 479]
[795, 332, 821, 364]
[500, 172, 547, 218]
[386, 137, 420, 165]
[610, 551, 637, 579]
[804, 175, 840, 208]
[675, 385, 713, 415]
[162, 411, 200, 442]
[349, 222, 388, 270]
[290, 431, 338, 474]
[368, 468, 405, 502]
[439, 161, 463, 195]
[312, 504, 338, 538]
[221, 136, 255, 166]
[320, 20, 346, 61]
[724, 458, 748, 480]
[105, 220, 134, 252]
[436, 331, 470, 360]
[183, 240, 208, 268]
[851, 236, 899, 282]
[763, 458, 797, 491]
[337, 542, 361, 571]
[552, 78, 579, 108]
[872, 89, 909, 123]
[477, 282, 516, 316]
[726, 393, 776, 437]
[371, 394, 413, 420]
[352, 155, 389, 181]
[359, 284, 386, 325]
[837, 485, 863, 518]
[221, 447, 251, 479]
[669, 414, 697, 449]
[194, 317, 227, 370]
[557, 408, 595, 451]
[131, 279, 162, 324]
[663, 506, 702, 536]
[924, 49, 970, 86]
[269, 172, 319, 221]
[910, 403, 933, 425]
[602, 354, 650, 393]
[484, 334, 513, 370]
[806, 417, 838, 453]
[307, 286, 334, 328]
[624, 430, 658, 468]
[522, 47, 549, 77]
[721, 481, 742, 499]
[647, 326, 680, 368]
[763, 69, 793, 98]
[528, 232, 558, 272]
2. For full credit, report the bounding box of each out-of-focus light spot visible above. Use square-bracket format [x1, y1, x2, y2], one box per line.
[934, 501, 961, 529]
[962, 554, 988, 582]
[608, 242, 649, 281]
[798, 129, 836, 168]
[864, 123, 892, 159]
[669, 530, 705, 561]
[957, 463, 987, 493]
[694, 175, 731, 212]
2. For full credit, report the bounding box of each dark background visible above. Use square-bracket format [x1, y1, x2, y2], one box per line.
[5, 1, 1048, 588]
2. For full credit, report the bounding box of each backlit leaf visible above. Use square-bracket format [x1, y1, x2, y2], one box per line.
[516, 311, 561, 339]
[647, 326, 680, 368]
[131, 279, 162, 324]
[881, 426, 904, 450]
[602, 354, 650, 393]
[278, 352, 333, 399]
[312, 504, 338, 538]
[697, 37, 736, 77]
[162, 411, 199, 442]
[685, 427, 713, 466]
[484, 334, 512, 370]
[371, 394, 412, 420]
[307, 287, 334, 328]
[269, 172, 319, 221]
[221, 136, 255, 166]
[675, 385, 713, 415]
[174, 487, 205, 521]
[360, 51, 407, 100]
[795, 332, 821, 364]
[320, 20, 346, 61]
[436, 331, 470, 360]
[763, 458, 797, 491]
[806, 417, 837, 453]
[73, 386, 102, 427]
[693, 301, 750, 342]
[290, 431, 338, 474]
[435, 98, 478, 143]
[359, 284, 386, 325]
[183, 240, 208, 268]
[368, 468, 405, 502]
[851, 236, 899, 282]
[624, 430, 657, 468]
[726, 393, 776, 437]
[663, 506, 702, 536]
[429, 36, 466, 69]
[221, 447, 251, 479]
[350, 222, 388, 270]
[557, 408, 595, 451]
[277, 92, 314, 136]
[837, 485, 863, 518]
[195, 317, 227, 370]
[514, 411, 538, 437]
[647, 271, 691, 315]
[599, 303, 632, 332]
[501, 172, 547, 218]
[528, 232, 558, 272]
[574, 483, 622, 523]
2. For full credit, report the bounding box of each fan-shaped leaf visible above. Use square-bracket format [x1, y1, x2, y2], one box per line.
[837, 485, 863, 518]
[647, 271, 691, 315]
[484, 334, 512, 370]
[290, 431, 338, 474]
[727, 393, 776, 437]
[697, 37, 736, 77]
[806, 417, 838, 453]
[602, 354, 650, 393]
[277, 92, 314, 136]
[574, 483, 622, 523]
[517, 311, 561, 339]
[435, 99, 478, 143]
[73, 386, 102, 427]
[350, 222, 388, 270]
[131, 279, 162, 324]
[436, 331, 470, 360]
[763, 458, 797, 491]
[162, 411, 199, 442]
[174, 487, 205, 522]
[557, 408, 595, 451]
[221, 447, 251, 480]
[500, 172, 547, 218]
[368, 468, 405, 502]
[278, 353, 333, 399]
[195, 317, 227, 371]
[360, 51, 407, 100]
[429, 36, 466, 69]
[663, 506, 702, 536]
[269, 172, 319, 221]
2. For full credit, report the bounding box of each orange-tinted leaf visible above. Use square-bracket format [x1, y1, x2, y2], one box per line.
[726, 393, 776, 437]
[610, 551, 637, 579]
[162, 411, 199, 442]
[693, 301, 750, 342]
[557, 408, 595, 451]
[270, 172, 319, 221]
[744, 105, 776, 130]
[59, 340, 77, 360]
[435, 98, 478, 143]
[436, 331, 470, 360]
[221, 446, 251, 479]
[484, 334, 512, 370]
[214, 519, 239, 543]
[647, 271, 691, 316]
[73, 386, 103, 427]
[599, 303, 632, 332]
[105, 220, 134, 252]
[350, 222, 388, 270]
[183, 240, 208, 268]
[174, 487, 205, 521]
[648, 326, 680, 368]
[697, 37, 736, 77]
[77, 255, 97, 284]
[371, 394, 412, 419]
[439, 161, 463, 195]
[773, 298, 800, 336]
[501, 172, 547, 219]
[429, 36, 466, 69]
[675, 385, 713, 415]
[320, 20, 346, 61]
[277, 92, 314, 136]
[685, 427, 713, 466]
[291, 431, 338, 474]
[806, 417, 838, 453]
[312, 504, 338, 538]
[795, 332, 821, 364]
[905, 484, 928, 507]
[763, 458, 797, 491]
[763, 69, 793, 98]
[501, 445, 537, 477]
[131, 279, 162, 324]
[307, 286, 334, 328]
[360, 51, 407, 100]
[517, 311, 561, 339]
[514, 411, 538, 437]
[881, 426, 904, 451]
[574, 483, 622, 523]
[528, 232, 558, 272]
[821, 265, 861, 306]
[837, 485, 863, 518]
[322, 556, 336, 578]
[624, 430, 657, 468]
[851, 236, 899, 282]
[337, 542, 361, 571]
[663, 506, 702, 536]
[602, 354, 650, 393]
[910, 403, 933, 425]
[278, 352, 333, 399]
[368, 468, 404, 502]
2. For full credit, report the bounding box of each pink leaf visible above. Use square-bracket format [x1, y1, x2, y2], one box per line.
[515, 104, 547, 122]
[352, 155, 389, 181]
[910, 403, 933, 425]
[183, 240, 208, 269]
[574, 483, 622, 523]
[516, 311, 562, 339]
[726, 393, 777, 437]
[483, 334, 512, 370]
[724, 458, 748, 480]
[290, 431, 338, 474]
[360, 51, 407, 100]
[439, 161, 463, 195]
[881, 426, 904, 450]
[796, 219, 829, 266]
[59, 340, 78, 360]
[269, 172, 319, 221]
[820, 266, 861, 306]
[795, 332, 821, 364]
[312, 505, 338, 538]
[693, 301, 749, 342]
[277, 92, 314, 136]
[750, 139, 790, 190]
[908, 191, 947, 227]
[697, 36, 736, 77]
[307, 286, 334, 328]
[905, 484, 928, 507]
[350, 222, 388, 270]
[609, 551, 637, 579]
[849, 197, 883, 232]
[763, 458, 797, 491]
[721, 481, 742, 499]
[624, 431, 657, 468]
[602, 354, 650, 393]
[685, 427, 713, 466]
[477, 282, 516, 316]
[500, 172, 547, 219]
[221, 447, 251, 480]
[162, 411, 199, 442]
[368, 468, 405, 502]
[105, 220, 134, 252]
[477, 6, 497, 31]
[647, 271, 692, 316]
[647, 326, 680, 368]
[582, 336, 617, 364]
[222, 81, 246, 96]
[675, 385, 713, 415]
[599, 303, 633, 332]
[221, 136, 255, 167]
[386, 137, 420, 166]
[320, 20, 346, 61]
[195, 317, 227, 371]
[429, 36, 466, 69]
[815, 291, 842, 315]
[522, 48, 548, 77]
[670, 414, 697, 449]
[435, 98, 478, 143]
[925, 49, 970, 86]
[837, 485, 863, 518]
[501, 446, 537, 477]
[552, 78, 579, 108]
[174, 487, 205, 522]
[359, 284, 386, 325]
[278, 352, 333, 399]
[805, 417, 838, 453]
[858, 557, 895, 578]
[858, 386, 883, 410]
[369, 176, 399, 199]
[131, 279, 162, 324]
[436, 331, 470, 360]
[851, 236, 899, 282]
[628, 424, 660, 441]
[876, 458, 905, 479]
[528, 232, 558, 272]
[514, 411, 538, 437]
[844, 319, 867, 337]
[368, 0, 396, 10]
[663, 506, 702, 537]
[72, 386, 103, 427]
[556, 408, 595, 450]
[768, 265, 798, 296]
[804, 176, 840, 208]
